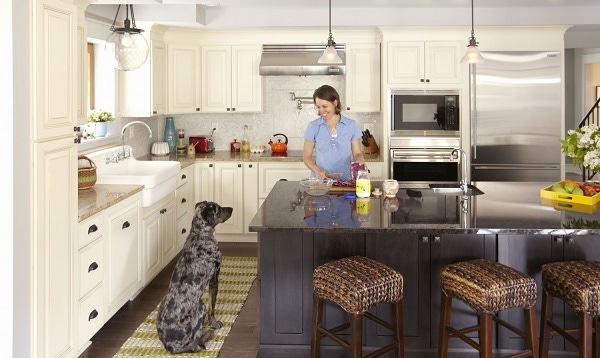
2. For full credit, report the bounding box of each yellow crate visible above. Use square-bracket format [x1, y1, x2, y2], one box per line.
[540, 198, 600, 214]
[540, 182, 600, 206]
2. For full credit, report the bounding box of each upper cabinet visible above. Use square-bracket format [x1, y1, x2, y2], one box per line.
[201, 45, 263, 113]
[345, 43, 381, 112]
[76, 6, 87, 125]
[167, 44, 202, 114]
[120, 31, 167, 117]
[386, 40, 462, 85]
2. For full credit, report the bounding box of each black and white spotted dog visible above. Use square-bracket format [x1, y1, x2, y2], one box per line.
[156, 201, 233, 354]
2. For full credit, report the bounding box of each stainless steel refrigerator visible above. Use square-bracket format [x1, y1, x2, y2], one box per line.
[471, 51, 562, 182]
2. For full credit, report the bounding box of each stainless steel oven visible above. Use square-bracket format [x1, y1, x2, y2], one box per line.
[390, 137, 460, 183]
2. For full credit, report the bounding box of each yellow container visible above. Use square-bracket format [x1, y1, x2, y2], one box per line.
[540, 198, 600, 214]
[540, 182, 600, 205]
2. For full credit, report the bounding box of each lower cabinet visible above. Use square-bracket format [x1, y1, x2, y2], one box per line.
[176, 165, 194, 250]
[143, 193, 177, 284]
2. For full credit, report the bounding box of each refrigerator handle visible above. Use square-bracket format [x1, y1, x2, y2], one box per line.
[470, 63, 477, 160]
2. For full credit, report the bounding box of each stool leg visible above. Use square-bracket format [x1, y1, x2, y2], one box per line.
[539, 288, 554, 358]
[594, 317, 599, 358]
[391, 300, 404, 358]
[524, 306, 539, 358]
[310, 296, 323, 358]
[349, 313, 362, 358]
[480, 313, 493, 358]
[580, 312, 593, 358]
[438, 291, 452, 358]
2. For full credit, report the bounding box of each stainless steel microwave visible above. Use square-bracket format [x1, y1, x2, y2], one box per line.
[391, 89, 460, 135]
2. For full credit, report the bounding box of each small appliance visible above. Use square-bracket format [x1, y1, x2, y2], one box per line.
[391, 89, 460, 135]
[189, 136, 214, 153]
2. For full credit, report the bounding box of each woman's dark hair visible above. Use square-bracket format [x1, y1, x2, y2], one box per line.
[313, 85, 342, 114]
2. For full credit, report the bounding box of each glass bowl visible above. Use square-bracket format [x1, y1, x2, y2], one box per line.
[300, 178, 334, 196]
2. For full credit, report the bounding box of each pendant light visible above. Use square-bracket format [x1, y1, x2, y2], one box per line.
[318, 0, 342, 64]
[106, 4, 149, 71]
[460, 0, 485, 64]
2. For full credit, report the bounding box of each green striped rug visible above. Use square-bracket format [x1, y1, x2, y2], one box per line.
[114, 256, 257, 357]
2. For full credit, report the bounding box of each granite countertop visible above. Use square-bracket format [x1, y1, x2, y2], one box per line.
[78, 184, 144, 222]
[249, 180, 600, 235]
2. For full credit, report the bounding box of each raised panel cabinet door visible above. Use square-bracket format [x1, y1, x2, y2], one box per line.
[76, 8, 87, 126]
[33, 137, 77, 358]
[176, 212, 191, 251]
[107, 199, 142, 314]
[202, 45, 231, 112]
[194, 162, 215, 204]
[143, 210, 162, 284]
[34, 0, 77, 140]
[258, 162, 309, 199]
[243, 162, 258, 234]
[161, 198, 178, 264]
[425, 41, 462, 84]
[387, 41, 424, 84]
[345, 43, 381, 112]
[151, 40, 166, 115]
[232, 45, 263, 112]
[213, 163, 244, 234]
[168, 45, 201, 113]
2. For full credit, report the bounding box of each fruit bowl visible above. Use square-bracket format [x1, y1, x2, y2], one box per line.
[300, 178, 334, 196]
[540, 180, 600, 206]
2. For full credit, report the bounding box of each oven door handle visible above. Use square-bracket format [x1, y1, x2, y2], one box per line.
[392, 151, 453, 160]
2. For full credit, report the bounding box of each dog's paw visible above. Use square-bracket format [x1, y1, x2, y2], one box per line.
[211, 320, 223, 329]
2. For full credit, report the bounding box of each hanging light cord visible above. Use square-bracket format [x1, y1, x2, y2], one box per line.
[110, 4, 139, 31]
[110, 4, 122, 31]
[468, 0, 477, 46]
[327, 0, 335, 46]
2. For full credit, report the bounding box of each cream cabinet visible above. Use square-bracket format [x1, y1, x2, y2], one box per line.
[167, 44, 201, 113]
[201, 45, 263, 113]
[242, 162, 259, 234]
[345, 43, 381, 112]
[106, 196, 143, 316]
[194, 162, 215, 203]
[387, 41, 462, 85]
[76, 5, 87, 125]
[213, 162, 244, 233]
[120, 36, 167, 117]
[176, 165, 194, 250]
[143, 193, 177, 284]
[258, 162, 309, 200]
[32, 0, 78, 357]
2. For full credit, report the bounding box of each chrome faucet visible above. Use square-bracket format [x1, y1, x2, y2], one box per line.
[451, 148, 469, 194]
[120, 121, 153, 160]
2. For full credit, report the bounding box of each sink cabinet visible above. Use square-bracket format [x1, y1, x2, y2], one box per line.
[142, 193, 177, 284]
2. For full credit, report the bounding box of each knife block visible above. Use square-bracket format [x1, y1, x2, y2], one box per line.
[363, 137, 379, 154]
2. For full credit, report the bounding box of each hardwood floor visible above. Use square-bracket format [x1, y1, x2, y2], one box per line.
[79, 242, 258, 358]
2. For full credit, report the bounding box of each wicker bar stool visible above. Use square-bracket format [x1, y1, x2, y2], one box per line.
[438, 259, 538, 358]
[539, 261, 600, 358]
[310, 256, 404, 358]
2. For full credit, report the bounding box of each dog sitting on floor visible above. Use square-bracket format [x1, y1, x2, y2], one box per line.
[156, 201, 233, 354]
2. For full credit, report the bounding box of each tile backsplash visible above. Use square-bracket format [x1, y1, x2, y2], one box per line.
[123, 76, 380, 157]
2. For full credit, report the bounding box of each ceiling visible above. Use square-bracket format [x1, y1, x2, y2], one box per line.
[85, 0, 600, 47]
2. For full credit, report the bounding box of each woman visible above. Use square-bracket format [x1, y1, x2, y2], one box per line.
[303, 85, 366, 181]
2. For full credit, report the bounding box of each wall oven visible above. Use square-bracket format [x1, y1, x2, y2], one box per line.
[391, 89, 460, 136]
[390, 137, 460, 183]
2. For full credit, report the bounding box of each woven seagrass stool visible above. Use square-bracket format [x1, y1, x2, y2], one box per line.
[539, 261, 600, 358]
[310, 256, 404, 358]
[438, 259, 538, 358]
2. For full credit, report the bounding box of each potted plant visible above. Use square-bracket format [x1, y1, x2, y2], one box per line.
[87, 109, 115, 137]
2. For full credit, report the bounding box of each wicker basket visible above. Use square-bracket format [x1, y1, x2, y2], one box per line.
[78, 155, 97, 190]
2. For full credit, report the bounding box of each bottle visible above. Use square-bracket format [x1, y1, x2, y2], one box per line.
[242, 125, 250, 152]
[164, 117, 176, 153]
[355, 170, 371, 198]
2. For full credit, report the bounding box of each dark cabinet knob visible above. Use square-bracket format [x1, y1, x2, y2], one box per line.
[425, 79, 430, 83]
[238, 164, 242, 167]
[88, 262, 98, 272]
[196, 108, 200, 111]
[181, 198, 187, 204]
[88, 309, 98, 321]
[181, 228, 187, 234]
[153, 110, 157, 114]
[209, 164, 213, 167]
[248, 164, 253, 168]
[420, 79, 425, 82]
[181, 174, 186, 180]
[88, 224, 98, 234]
[122, 221, 130, 230]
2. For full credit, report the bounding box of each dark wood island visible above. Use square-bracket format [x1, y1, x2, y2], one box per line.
[249, 181, 600, 357]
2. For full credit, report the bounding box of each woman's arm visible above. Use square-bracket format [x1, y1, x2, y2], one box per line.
[303, 139, 327, 179]
[351, 139, 367, 170]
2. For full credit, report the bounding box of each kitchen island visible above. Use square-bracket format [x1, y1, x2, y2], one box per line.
[249, 180, 600, 358]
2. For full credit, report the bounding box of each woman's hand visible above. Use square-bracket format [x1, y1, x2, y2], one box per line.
[314, 168, 328, 179]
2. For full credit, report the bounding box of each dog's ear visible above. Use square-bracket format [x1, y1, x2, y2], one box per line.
[195, 201, 207, 210]
[200, 202, 218, 228]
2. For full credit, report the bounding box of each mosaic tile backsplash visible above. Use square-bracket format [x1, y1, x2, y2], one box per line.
[122, 76, 381, 157]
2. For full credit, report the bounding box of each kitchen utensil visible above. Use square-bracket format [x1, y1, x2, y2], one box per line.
[268, 133, 288, 153]
[151, 142, 170, 156]
[299, 178, 333, 196]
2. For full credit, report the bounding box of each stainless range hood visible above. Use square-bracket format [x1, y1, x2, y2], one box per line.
[259, 44, 346, 76]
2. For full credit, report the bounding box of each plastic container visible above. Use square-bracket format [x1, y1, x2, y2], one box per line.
[355, 170, 371, 198]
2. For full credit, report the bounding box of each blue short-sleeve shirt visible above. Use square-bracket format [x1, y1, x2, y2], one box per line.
[304, 114, 363, 180]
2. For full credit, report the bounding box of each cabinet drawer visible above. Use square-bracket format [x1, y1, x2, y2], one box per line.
[176, 181, 192, 219]
[177, 165, 193, 187]
[78, 285, 105, 344]
[78, 213, 104, 248]
[79, 238, 104, 298]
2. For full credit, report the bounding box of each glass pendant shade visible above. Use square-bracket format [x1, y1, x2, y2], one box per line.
[460, 44, 485, 64]
[318, 43, 343, 64]
[106, 5, 149, 71]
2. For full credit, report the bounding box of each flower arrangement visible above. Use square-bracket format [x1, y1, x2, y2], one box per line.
[87, 109, 115, 123]
[560, 124, 600, 172]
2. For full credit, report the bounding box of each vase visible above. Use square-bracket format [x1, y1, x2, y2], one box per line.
[164, 117, 176, 153]
[92, 122, 108, 137]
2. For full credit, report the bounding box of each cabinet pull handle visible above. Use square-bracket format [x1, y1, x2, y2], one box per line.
[88, 262, 98, 272]
[227, 108, 231, 111]
[421, 236, 429, 243]
[420, 79, 425, 82]
[88, 309, 98, 321]
[181, 228, 187, 234]
[196, 108, 200, 111]
[248, 164, 253, 168]
[554, 236, 563, 244]
[88, 224, 98, 234]
[425, 79, 430, 83]
[433, 236, 441, 243]
[209, 164, 213, 167]
[181, 174, 187, 180]
[181, 198, 187, 204]
[122, 221, 131, 230]
[566, 236, 574, 244]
